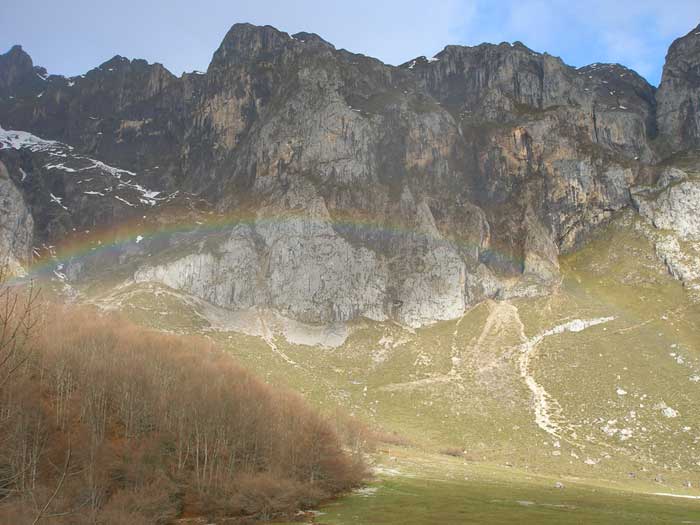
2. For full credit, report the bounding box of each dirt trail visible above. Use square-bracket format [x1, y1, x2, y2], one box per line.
[513, 307, 615, 439]
[258, 312, 298, 367]
[384, 301, 516, 392]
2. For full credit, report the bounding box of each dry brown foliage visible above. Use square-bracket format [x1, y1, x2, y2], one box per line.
[439, 447, 465, 458]
[0, 298, 366, 523]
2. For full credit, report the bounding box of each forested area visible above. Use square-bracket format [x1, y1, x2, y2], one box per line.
[0, 274, 366, 523]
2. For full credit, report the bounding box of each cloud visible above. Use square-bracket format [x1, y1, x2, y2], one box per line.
[453, 0, 700, 84]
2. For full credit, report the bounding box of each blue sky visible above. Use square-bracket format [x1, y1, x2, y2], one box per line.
[2, 1, 699, 85]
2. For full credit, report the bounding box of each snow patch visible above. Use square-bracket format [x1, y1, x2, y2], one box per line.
[0, 126, 163, 207]
[652, 493, 700, 500]
[49, 193, 68, 211]
[662, 406, 679, 418]
[373, 465, 402, 477]
[45, 162, 77, 173]
[114, 196, 135, 207]
[354, 487, 378, 497]
[0, 126, 65, 152]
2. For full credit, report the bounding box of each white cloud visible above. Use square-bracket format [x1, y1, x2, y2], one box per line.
[453, 0, 700, 84]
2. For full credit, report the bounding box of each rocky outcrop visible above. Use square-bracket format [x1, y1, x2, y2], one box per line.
[653, 236, 700, 295]
[0, 160, 33, 273]
[134, 179, 486, 327]
[408, 45, 656, 162]
[633, 168, 700, 298]
[657, 24, 700, 152]
[0, 45, 47, 97]
[636, 180, 700, 240]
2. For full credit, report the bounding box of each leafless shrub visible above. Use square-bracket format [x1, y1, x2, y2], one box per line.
[0, 301, 366, 522]
[439, 447, 465, 458]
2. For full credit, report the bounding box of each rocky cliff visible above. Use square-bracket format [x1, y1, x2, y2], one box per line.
[632, 163, 700, 300]
[0, 159, 33, 274]
[657, 24, 700, 152]
[1, 22, 699, 326]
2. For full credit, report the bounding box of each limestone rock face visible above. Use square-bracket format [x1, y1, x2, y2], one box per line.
[0, 160, 33, 272]
[633, 168, 700, 299]
[0, 22, 698, 326]
[409, 45, 656, 162]
[657, 24, 700, 152]
[654, 236, 700, 290]
[133, 179, 478, 327]
[639, 181, 700, 240]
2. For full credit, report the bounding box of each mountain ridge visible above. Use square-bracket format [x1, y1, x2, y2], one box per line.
[0, 21, 699, 328]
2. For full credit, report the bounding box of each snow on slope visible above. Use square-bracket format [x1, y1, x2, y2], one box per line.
[0, 125, 162, 206]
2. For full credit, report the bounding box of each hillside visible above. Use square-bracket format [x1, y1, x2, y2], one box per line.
[0, 295, 366, 524]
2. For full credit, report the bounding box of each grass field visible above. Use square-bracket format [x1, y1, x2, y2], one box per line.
[273, 447, 700, 524]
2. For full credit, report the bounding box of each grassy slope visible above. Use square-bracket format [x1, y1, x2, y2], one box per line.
[74, 210, 700, 523]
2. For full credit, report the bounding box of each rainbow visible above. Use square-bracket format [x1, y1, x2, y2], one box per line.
[1, 125, 523, 284]
[20, 205, 524, 284]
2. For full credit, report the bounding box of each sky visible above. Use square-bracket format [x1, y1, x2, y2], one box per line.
[1, 1, 699, 86]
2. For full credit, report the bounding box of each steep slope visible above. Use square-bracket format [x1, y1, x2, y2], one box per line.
[90, 209, 700, 492]
[633, 162, 700, 300]
[0, 159, 32, 273]
[0, 22, 698, 329]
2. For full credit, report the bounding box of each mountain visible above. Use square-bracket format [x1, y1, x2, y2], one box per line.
[2, 20, 700, 519]
[3, 23, 699, 329]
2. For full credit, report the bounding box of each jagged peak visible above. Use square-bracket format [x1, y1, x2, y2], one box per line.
[6, 44, 27, 56]
[99, 55, 131, 68]
[0, 44, 45, 93]
[577, 62, 648, 80]
[399, 55, 441, 71]
[401, 40, 543, 72]
[92, 55, 174, 80]
[1, 44, 34, 67]
[291, 31, 334, 49]
[432, 39, 542, 61]
[209, 23, 293, 69]
[666, 21, 700, 58]
[98, 55, 151, 70]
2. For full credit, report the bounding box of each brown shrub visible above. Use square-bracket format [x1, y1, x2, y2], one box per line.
[0, 303, 366, 522]
[440, 447, 465, 458]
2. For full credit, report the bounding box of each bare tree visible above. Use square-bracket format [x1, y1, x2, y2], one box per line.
[0, 262, 40, 391]
[31, 444, 71, 524]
